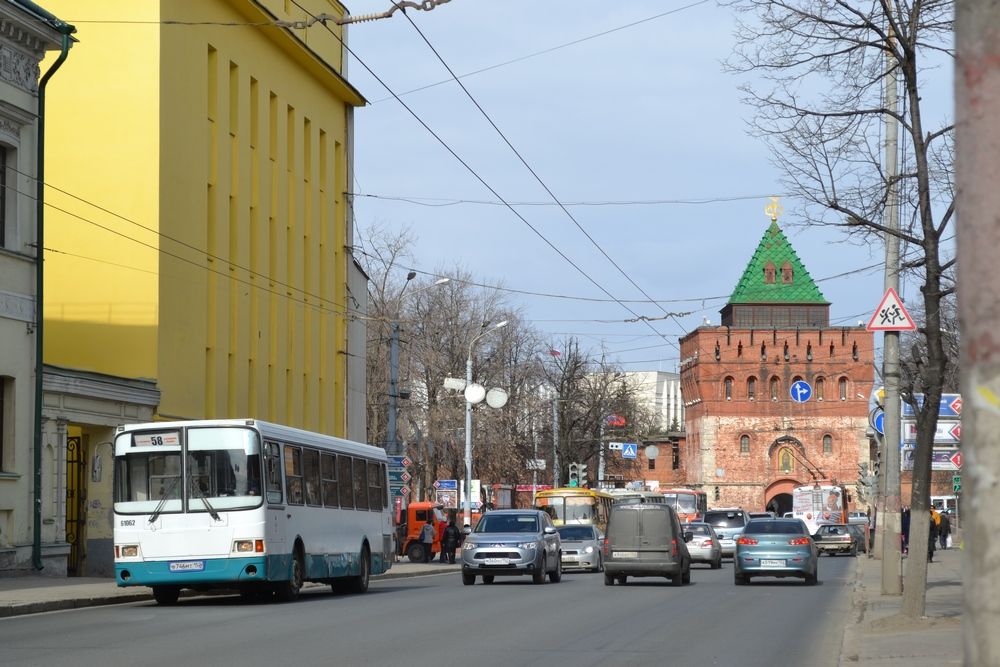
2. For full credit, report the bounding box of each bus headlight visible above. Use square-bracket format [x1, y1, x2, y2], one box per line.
[233, 539, 265, 553]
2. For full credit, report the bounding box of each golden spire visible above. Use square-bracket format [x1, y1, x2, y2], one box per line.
[764, 196, 783, 223]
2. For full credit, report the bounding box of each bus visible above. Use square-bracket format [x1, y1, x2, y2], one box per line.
[659, 488, 709, 523]
[791, 483, 849, 535]
[533, 487, 614, 532]
[605, 488, 669, 504]
[112, 419, 393, 604]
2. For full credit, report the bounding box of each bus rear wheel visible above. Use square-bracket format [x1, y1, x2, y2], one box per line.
[350, 548, 370, 594]
[152, 586, 180, 605]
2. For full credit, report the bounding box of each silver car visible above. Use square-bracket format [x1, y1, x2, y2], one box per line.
[461, 510, 562, 585]
[683, 522, 722, 569]
[704, 508, 749, 559]
[558, 524, 603, 572]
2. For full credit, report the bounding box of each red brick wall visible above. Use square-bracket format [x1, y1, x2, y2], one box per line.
[680, 325, 875, 511]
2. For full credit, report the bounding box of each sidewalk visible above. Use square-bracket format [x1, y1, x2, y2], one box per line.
[0, 558, 460, 618]
[840, 544, 963, 666]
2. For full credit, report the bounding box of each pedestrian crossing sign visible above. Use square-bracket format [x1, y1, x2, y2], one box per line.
[866, 288, 917, 332]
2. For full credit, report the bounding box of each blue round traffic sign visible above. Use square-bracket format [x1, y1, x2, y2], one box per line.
[790, 380, 812, 403]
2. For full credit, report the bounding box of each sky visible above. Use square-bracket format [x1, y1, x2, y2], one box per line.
[343, 0, 928, 373]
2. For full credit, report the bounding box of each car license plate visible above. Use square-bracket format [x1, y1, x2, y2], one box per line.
[613, 551, 638, 559]
[760, 559, 785, 568]
[169, 560, 205, 572]
[484, 558, 509, 565]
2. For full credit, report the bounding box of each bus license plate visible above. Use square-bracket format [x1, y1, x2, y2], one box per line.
[169, 560, 205, 572]
[484, 558, 509, 565]
[613, 551, 638, 559]
[760, 559, 785, 568]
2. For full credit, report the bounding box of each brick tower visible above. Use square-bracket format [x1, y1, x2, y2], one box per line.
[679, 210, 874, 514]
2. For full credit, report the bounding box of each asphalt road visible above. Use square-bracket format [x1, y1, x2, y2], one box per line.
[0, 556, 856, 667]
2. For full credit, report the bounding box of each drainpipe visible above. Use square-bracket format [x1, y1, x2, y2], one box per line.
[33, 20, 76, 571]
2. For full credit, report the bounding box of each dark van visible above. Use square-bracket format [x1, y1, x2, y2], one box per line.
[603, 502, 692, 586]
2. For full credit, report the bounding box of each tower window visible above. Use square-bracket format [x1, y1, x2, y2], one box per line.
[839, 377, 848, 401]
[764, 261, 776, 284]
[747, 377, 756, 401]
[740, 435, 750, 454]
[781, 261, 793, 284]
[770, 377, 780, 401]
[724, 377, 733, 400]
[823, 435, 833, 454]
[816, 377, 825, 400]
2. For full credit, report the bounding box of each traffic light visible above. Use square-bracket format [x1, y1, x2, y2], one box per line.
[578, 463, 589, 487]
[568, 463, 580, 487]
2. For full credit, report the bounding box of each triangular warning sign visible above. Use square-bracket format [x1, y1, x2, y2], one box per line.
[866, 288, 917, 331]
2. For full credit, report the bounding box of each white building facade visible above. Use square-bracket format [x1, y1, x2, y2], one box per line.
[623, 371, 684, 432]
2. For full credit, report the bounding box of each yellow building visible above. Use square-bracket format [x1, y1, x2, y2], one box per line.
[43, 0, 366, 431]
[38, 0, 369, 575]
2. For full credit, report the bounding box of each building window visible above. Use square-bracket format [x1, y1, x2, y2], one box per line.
[740, 435, 750, 454]
[672, 442, 679, 470]
[0, 146, 7, 247]
[770, 377, 780, 401]
[823, 435, 833, 454]
[724, 377, 733, 400]
[781, 261, 793, 284]
[839, 377, 848, 401]
[747, 377, 756, 401]
[648, 458, 656, 471]
[764, 261, 776, 284]
[816, 377, 825, 401]
[779, 448, 793, 473]
[0, 376, 8, 471]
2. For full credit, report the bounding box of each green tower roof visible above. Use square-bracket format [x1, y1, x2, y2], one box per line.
[729, 220, 828, 305]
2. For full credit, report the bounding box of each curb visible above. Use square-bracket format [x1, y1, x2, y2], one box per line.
[0, 567, 459, 619]
[839, 556, 868, 665]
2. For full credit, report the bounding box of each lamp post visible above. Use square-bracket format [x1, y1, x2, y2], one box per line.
[387, 275, 449, 456]
[464, 320, 508, 528]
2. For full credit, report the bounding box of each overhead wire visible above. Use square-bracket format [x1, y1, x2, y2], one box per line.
[400, 11, 688, 349]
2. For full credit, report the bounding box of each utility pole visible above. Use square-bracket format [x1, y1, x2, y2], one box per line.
[387, 323, 400, 456]
[552, 399, 560, 488]
[956, 0, 1000, 659]
[880, 26, 903, 596]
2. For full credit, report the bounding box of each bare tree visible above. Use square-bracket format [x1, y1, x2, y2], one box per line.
[727, 0, 954, 617]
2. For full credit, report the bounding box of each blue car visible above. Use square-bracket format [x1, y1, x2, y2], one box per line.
[734, 518, 818, 585]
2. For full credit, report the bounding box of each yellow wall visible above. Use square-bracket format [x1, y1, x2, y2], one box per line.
[43, 0, 361, 437]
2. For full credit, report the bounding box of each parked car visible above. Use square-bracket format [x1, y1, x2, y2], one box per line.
[813, 524, 857, 556]
[704, 508, 750, 559]
[846, 523, 869, 553]
[848, 511, 870, 525]
[461, 509, 562, 585]
[734, 518, 818, 585]
[683, 522, 722, 569]
[558, 524, 603, 572]
[603, 502, 692, 586]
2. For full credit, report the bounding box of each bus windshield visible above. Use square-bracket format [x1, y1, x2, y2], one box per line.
[115, 427, 263, 514]
[664, 493, 697, 513]
[537, 496, 594, 523]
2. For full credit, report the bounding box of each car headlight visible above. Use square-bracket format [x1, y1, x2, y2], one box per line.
[463, 541, 478, 551]
[584, 546, 594, 554]
[517, 542, 537, 550]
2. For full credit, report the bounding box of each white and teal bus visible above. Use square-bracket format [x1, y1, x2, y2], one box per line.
[113, 419, 393, 604]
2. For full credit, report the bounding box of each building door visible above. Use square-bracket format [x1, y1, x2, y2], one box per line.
[66, 435, 88, 576]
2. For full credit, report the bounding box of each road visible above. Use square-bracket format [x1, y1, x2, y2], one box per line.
[1, 557, 856, 667]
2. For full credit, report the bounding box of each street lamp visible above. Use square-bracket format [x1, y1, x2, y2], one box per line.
[464, 320, 508, 528]
[387, 276, 449, 456]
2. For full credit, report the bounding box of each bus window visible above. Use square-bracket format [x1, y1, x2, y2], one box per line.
[303, 448, 321, 506]
[353, 458, 369, 510]
[321, 453, 338, 507]
[284, 446, 304, 505]
[338, 455, 354, 508]
[264, 442, 282, 504]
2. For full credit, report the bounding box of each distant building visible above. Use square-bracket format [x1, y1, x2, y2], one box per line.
[621, 371, 684, 433]
[679, 217, 874, 515]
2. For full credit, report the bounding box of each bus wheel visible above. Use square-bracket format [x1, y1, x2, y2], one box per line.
[350, 548, 370, 594]
[407, 543, 425, 563]
[152, 586, 180, 605]
[276, 550, 304, 602]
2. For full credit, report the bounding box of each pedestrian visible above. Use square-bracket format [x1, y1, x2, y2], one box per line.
[928, 511, 938, 563]
[441, 519, 461, 564]
[420, 518, 436, 564]
[939, 511, 951, 550]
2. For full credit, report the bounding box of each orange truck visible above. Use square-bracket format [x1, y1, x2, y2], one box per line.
[398, 501, 448, 562]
